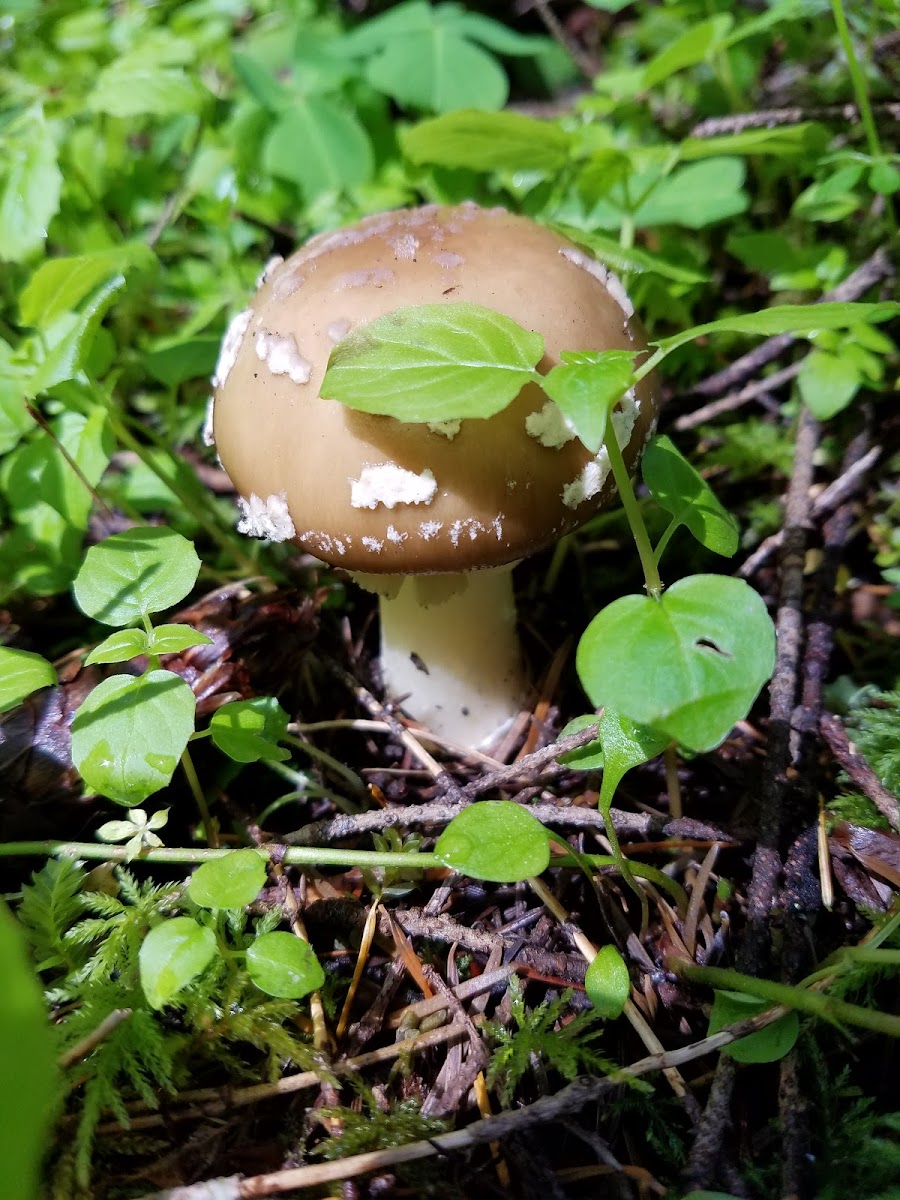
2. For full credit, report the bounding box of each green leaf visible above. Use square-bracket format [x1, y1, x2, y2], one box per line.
[209, 697, 290, 764]
[679, 124, 823, 162]
[88, 39, 204, 118]
[246, 931, 326, 999]
[542, 351, 638, 452]
[3, 408, 113, 530]
[263, 98, 373, 199]
[435, 801, 551, 883]
[27, 275, 126, 397]
[188, 850, 267, 910]
[73, 527, 201, 626]
[0, 106, 62, 263]
[147, 625, 213, 656]
[322, 302, 544, 422]
[577, 576, 776, 752]
[403, 110, 572, 173]
[642, 435, 739, 557]
[365, 31, 508, 113]
[594, 708, 669, 809]
[553, 225, 709, 284]
[0, 902, 59, 1200]
[633, 159, 748, 229]
[71, 669, 196, 806]
[585, 945, 630, 1018]
[0, 345, 35, 454]
[84, 628, 150, 666]
[454, 11, 547, 56]
[655, 302, 900, 357]
[0, 646, 57, 713]
[642, 15, 732, 89]
[231, 50, 289, 111]
[708, 990, 800, 1063]
[143, 336, 221, 389]
[139, 917, 217, 1009]
[557, 715, 604, 770]
[20, 244, 154, 329]
[797, 348, 861, 419]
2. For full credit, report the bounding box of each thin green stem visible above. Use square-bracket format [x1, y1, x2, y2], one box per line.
[550, 851, 686, 909]
[653, 517, 680, 568]
[282, 734, 368, 798]
[673, 962, 900, 1037]
[829, 0, 895, 227]
[0, 840, 443, 872]
[829, 0, 882, 159]
[180, 748, 217, 847]
[604, 426, 663, 597]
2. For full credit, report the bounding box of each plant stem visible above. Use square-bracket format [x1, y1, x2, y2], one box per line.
[672, 961, 900, 1037]
[180, 748, 217, 847]
[0, 841, 443, 871]
[829, 0, 882, 159]
[829, 0, 895, 226]
[604, 425, 663, 597]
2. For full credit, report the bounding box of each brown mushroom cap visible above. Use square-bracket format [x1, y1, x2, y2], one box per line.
[212, 203, 660, 573]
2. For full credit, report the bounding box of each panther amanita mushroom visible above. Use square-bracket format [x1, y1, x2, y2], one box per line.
[209, 203, 660, 746]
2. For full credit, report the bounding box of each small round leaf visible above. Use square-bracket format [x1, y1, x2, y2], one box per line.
[210, 697, 290, 763]
[71, 669, 196, 806]
[139, 917, 217, 1009]
[708, 990, 800, 1064]
[434, 801, 550, 882]
[246, 932, 325, 999]
[585, 945, 630, 1019]
[73, 526, 201, 626]
[188, 850, 267, 910]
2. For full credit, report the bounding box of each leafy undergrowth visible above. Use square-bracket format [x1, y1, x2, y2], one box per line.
[1, 2, 899, 1199]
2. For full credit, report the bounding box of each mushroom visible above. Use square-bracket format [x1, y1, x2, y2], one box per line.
[209, 203, 660, 747]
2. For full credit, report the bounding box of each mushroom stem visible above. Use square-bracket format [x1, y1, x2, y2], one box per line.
[355, 567, 527, 748]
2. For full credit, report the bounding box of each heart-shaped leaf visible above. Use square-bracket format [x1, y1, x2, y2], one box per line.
[576, 575, 775, 751]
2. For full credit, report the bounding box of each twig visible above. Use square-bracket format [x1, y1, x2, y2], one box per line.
[674, 362, 800, 432]
[288, 796, 657, 846]
[136, 1008, 791, 1200]
[97, 1022, 469, 1136]
[462, 722, 600, 798]
[325, 659, 466, 802]
[690, 101, 900, 137]
[531, 0, 599, 80]
[690, 249, 893, 398]
[103, 967, 516, 1128]
[739, 445, 880, 578]
[58, 1009, 132, 1068]
[819, 712, 900, 830]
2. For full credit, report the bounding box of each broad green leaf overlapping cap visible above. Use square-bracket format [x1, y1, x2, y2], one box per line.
[210, 203, 660, 574]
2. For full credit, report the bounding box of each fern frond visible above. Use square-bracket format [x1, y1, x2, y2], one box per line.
[17, 858, 86, 974]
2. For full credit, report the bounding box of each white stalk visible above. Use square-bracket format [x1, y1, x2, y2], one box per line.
[355, 567, 526, 748]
